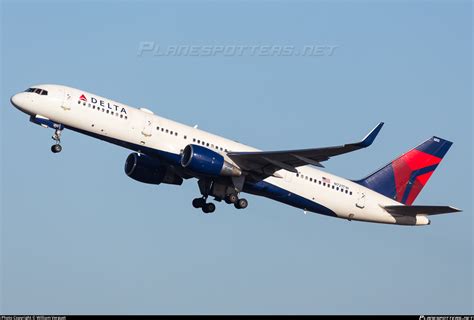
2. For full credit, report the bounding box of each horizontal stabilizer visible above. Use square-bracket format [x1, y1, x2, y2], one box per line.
[383, 205, 461, 216]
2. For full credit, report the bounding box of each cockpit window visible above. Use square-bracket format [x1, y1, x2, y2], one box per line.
[25, 87, 48, 95]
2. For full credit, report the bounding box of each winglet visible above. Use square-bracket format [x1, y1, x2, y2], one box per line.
[358, 122, 384, 147]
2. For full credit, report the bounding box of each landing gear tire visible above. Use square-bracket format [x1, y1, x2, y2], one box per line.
[192, 198, 206, 208]
[51, 128, 63, 153]
[51, 144, 62, 153]
[234, 198, 248, 209]
[225, 194, 238, 204]
[202, 202, 216, 214]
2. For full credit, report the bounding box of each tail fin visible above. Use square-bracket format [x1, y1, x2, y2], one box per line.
[356, 136, 453, 205]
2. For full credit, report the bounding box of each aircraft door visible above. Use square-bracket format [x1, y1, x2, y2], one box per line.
[356, 192, 366, 209]
[61, 88, 72, 111]
[141, 116, 154, 138]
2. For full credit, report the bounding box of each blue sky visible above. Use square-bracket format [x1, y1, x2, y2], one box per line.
[1, 0, 472, 315]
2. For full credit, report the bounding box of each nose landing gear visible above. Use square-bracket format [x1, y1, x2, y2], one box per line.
[51, 128, 63, 153]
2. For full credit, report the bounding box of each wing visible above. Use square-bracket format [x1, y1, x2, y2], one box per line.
[383, 205, 461, 216]
[228, 122, 384, 178]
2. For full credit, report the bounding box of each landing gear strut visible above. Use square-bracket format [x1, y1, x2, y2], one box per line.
[51, 128, 63, 153]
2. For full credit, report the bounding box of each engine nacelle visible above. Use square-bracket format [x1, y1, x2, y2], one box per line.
[180, 144, 242, 177]
[124, 153, 183, 185]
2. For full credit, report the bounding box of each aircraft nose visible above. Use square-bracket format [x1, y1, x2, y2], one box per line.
[10, 93, 24, 109]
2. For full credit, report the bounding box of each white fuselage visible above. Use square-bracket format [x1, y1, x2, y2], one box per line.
[10, 84, 429, 225]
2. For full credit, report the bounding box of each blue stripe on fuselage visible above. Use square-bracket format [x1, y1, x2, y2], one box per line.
[243, 180, 337, 217]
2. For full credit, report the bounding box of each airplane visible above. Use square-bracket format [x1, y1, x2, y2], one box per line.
[10, 84, 461, 225]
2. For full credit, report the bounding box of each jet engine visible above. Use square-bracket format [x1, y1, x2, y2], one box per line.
[180, 144, 241, 177]
[124, 153, 183, 185]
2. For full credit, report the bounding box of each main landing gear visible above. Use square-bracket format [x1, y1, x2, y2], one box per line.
[234, 198, 248, 210]
[51, 128, 63, 153]
[192, 179, 249, 214]
[193, 179, 249, 213]
[192, 197, 216, 214]
[192, 195, 248, 213]
[224, 194, 248, 209]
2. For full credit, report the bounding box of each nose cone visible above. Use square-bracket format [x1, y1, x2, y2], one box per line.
[10, 93, 26, 110]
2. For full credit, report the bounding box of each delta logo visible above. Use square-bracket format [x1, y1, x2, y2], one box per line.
[78, 94, 127, 114]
